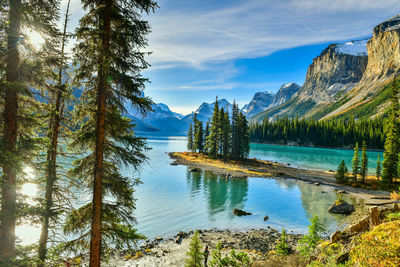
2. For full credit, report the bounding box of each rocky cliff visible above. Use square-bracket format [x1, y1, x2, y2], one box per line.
[322, 15, 400, 119]
[242, 91, 274, 117]
[251, 40, 369, 121]
[271, 83, 301, 107]
[299, 40, 368, 103]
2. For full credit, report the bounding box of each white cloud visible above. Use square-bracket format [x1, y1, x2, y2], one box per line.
[147, 0, 400, 69]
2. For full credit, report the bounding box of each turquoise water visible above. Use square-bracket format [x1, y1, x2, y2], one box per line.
[250, 143, 382, 174]
[129, 137, 363, 240]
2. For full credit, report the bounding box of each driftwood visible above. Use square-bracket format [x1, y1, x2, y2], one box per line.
[365, 200, 400, 206]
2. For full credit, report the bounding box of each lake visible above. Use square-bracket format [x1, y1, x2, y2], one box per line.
[19, 136, 377, 245]
[130, 136, 375, 240]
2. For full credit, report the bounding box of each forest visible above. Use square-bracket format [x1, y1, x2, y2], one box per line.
[0, 0, 157, 266]
[249, 116, 385, 149]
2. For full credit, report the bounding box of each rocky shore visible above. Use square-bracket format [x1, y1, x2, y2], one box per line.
[98, 228, 303, 267]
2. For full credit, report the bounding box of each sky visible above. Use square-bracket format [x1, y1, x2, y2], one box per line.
[53, 0, 400, 114]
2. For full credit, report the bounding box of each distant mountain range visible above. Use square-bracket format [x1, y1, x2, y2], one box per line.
[128, 98, 234, 134]
[130, 14, 400, 133]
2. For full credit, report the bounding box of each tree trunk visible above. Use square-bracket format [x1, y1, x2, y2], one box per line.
[89, 0, 112, 266]
[37, 3, 70, 264]
[0, 0, 21, 261]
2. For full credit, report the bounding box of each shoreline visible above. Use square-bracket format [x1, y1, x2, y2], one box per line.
[250, 141, 384, 152]
[169, 152, 390, 206]
[97, 228, 303, 267]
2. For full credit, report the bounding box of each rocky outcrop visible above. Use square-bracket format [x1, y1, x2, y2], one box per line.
[323, 15, 400, 119]
[298, 41, 368, 103]
[271, 83, 301, 107]
[242, 91, 274, 117]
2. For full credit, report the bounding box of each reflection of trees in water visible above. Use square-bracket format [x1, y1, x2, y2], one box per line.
[186, 168, 202, 197]
[203, 171, 229, 216]
[185, 170, 249, 218]
[228, 177, 248, 216]
[297, 182, 344, 229]
[275, 179, 297, 191]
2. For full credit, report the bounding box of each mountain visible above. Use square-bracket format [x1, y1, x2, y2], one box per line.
[180, 98, 233, 128]
[128, 102, 185, 133]
[242, 91, 274, 117]
[252, 14, 400, 121]
[271, 83, 301, 107]
[251, 38, 369, 121]
[130, 98, 233, 134]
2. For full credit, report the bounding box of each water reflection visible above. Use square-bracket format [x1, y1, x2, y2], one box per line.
[186, 169, 249, 219]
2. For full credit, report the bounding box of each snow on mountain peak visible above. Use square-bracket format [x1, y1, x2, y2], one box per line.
[335, 39, 368, 56]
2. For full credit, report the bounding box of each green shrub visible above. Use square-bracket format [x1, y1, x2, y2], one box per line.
[209, 242, 251, 267]
[335, 160, 348, 184]
[298, 215, 326, 256]
[185, 231, 203, 267]
[276, 228, 290, 256]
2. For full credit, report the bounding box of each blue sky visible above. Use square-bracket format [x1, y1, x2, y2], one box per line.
[62, 0, 400, 114]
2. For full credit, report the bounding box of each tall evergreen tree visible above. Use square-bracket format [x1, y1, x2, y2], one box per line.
[194, 120, 204, 153]
[221, 111, 231, 160]
[382, 80, 400, 185]
[206, 97, 220, 158]
[239, 112, 250, 160]
[352, 142, 360, 182]
[37, 1, 72, 264]
[335, 160, 348, 184]
[231, 102, 240, 159]
[63, 0, 157, 265]
[376, 154, 382, 180]
[360, 141, 368, 183]
[204, 120, 210, 151]
[0, 0, 59, 261]
[187, 123, 194, 152]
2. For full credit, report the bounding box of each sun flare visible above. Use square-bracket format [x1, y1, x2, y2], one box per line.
[27, 30, 45, 50]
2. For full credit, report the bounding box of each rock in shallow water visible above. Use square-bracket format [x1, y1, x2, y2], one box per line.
[328, 201, 355, 215]
[232, 209, 252, 216]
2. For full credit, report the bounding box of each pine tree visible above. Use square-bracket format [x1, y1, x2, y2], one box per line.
[187, 123, 194, 152]
[360, 141, 368, 183]
[352, 142, 360, 182]
[185, 231, 203, 267]
[63, 0, 156, 264]
[0, 0, 59, 261]
[276, 228, 290, 256]
[239, 112, 250, 160]
[382, 80, 400, 185]
[376, 154, 382, 180]
[37, 1, 73, 264]
[335, 160, 348, 184]
[194, 120, 204, 153]
[231, 102, 240, 159]
[206, 97, 220, 158]
[204, 120, 210, 152]
[221, 111, 231, 160]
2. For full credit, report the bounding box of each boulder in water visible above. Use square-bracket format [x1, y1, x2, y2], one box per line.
[328, 201, 355, 215]
[233, 209, 252, 216]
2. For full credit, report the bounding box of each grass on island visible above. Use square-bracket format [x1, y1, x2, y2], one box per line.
[174, 152, 275, 177]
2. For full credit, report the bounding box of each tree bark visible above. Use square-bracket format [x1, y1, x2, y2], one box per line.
[37, 1, 70, 265]
[0, 0, 21, 261]
[89, 0, 112, 266]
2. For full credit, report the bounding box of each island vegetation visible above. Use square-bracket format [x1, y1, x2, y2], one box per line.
[187, 97, 250, 161]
